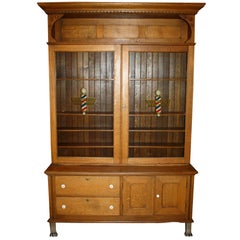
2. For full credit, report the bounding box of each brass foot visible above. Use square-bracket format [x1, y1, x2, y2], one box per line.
[49, 222, 58, 237]
[184, 223, 193, 237]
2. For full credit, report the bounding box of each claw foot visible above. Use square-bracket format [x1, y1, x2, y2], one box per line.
[50, 232, 58, 237]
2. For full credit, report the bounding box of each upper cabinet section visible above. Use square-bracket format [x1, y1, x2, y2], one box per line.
[38, 2, 205, 45]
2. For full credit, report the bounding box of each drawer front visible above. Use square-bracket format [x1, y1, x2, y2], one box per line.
[56, 197, 120, 215]
[55, 176, 120, 197]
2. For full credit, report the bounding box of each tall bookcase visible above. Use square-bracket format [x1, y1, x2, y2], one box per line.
[38, 2, 205, 237]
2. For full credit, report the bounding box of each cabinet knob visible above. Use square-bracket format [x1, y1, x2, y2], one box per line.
[61, 204, 66, 209]
[156, 194, 160, 198]
[109, 205, 114, 210]
[109, 184, 114, 189]
[61, 184, 66, 189]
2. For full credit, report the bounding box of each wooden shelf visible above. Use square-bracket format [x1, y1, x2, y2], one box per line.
[58, 128, 113, 132]
[57, 112, 113, 116]
[129, 112, 185, 116]
[129, 77, 186, 81]
[129, 128, 185, 132]
[57, 77, 114, 81]
[58, 144, 113, 149]
[129, 143, 184, 149]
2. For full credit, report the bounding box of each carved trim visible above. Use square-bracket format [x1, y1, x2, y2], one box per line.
[179, 15, 195, 43]
[49, 10, 192, 15]
[48, 14, 64, 42]
[38, 2, 205, 16]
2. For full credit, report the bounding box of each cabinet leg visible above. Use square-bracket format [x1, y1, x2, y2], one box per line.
[49, 222, 58, 237]
[184, 223, 193, 237]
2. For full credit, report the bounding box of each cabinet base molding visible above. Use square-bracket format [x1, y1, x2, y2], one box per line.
[48, 216, 194, 223]
[48, 220, 194, 237]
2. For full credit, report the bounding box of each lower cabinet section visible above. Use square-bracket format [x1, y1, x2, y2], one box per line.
[45, 164, 197, 236]
[50, 175, 192, 219]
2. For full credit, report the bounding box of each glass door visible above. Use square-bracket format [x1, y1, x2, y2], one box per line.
[122, 45, 191, 164]
[49, 45, 121, 164]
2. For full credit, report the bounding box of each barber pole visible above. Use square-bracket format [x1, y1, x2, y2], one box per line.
[155, 90, 161, 117]
[81, 88, 87, 115]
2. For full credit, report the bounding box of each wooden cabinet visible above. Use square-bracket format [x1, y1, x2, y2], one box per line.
[38, 2, 205, 237]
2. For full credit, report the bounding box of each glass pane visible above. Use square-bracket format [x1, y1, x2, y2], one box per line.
[56, 52, 114, 157]
[128, 51, 187, 158]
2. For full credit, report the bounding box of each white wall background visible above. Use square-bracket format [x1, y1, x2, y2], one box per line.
[0, 0, 240, 239]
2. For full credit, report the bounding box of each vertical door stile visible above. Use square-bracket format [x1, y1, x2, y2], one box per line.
[121, 46, 130, 163]
[113, 45, 121, 163]
[49, 46, 58, 162]
[184, 46, 194, 162]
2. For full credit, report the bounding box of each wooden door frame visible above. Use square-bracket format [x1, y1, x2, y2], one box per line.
[121, 45, 193, 164]
[49, 45, 121, 164]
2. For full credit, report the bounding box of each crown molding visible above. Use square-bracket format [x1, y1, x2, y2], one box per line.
[38, 2, 205, 17]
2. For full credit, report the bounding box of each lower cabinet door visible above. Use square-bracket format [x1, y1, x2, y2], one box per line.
[123, 176, 189, 217]
[123, 176, 154, 215]
[155, 176, 188, 216]
[56, 197, 120, 215]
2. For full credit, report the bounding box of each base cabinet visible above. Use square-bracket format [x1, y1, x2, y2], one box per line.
[46, 164, 196, 236]
[50, 174, 193, 220]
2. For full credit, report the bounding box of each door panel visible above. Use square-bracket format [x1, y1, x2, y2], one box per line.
[123, 176, 154, 215]
[49, 45, 121, 163]
[155, 176, 187, 216]
[122, 45, 189, 164]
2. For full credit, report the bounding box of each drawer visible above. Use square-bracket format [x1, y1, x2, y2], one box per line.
[55, 176, 120, 197]
[56, 197, 120, 216]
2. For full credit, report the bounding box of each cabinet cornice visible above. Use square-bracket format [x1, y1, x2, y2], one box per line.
[38, 2, 205, 17]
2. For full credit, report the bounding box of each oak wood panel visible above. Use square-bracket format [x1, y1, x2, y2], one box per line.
[61, 25, 97, 40]
[56, 18, 188, 43]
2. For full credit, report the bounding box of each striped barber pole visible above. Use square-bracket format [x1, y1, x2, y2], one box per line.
[155, 90, 161, 117]
[81, 88, 87, 115]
